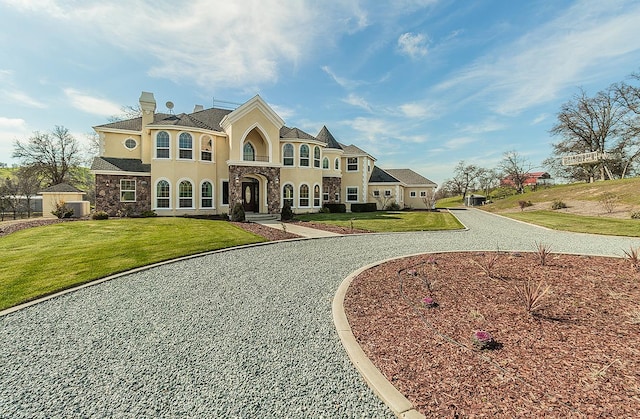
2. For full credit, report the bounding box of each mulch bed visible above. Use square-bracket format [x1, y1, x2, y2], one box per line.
[344, 252, 640, 417]
[288, 220, 370, 235]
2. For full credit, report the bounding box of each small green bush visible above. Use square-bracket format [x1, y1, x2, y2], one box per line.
[631, 211, 640, 219]
[385, 202, 401, 211]
[52, 201, 74, 219]
[323, 203, 346, 213]
[352, 203, 378, 212]
[551, 200, 567, 210]
[91, 211, 109, 220]
[140, 210, 157, 218]
[319, 206, 330, 214]
[281, 202, 294, 221]
[230, 203, 245, 222]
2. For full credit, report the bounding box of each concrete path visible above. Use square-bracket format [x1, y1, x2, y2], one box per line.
[256, 219, 343, 238]
[1, 209, 639, 418]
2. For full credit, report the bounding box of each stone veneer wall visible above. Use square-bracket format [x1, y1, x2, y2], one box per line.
[228, 165, 281, 214]
[322, 177, 342, 203]
[95, 174, 151, 216]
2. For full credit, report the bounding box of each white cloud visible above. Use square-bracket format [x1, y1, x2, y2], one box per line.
[531, 114, 549, 125]
[435, 0, 640, 115]
[459, 119, 505, 134]
[64, 89, 122, 116]
[0, 117, 29, 164]
[397, 32, 429, 58]
[270, 104, 296, 122]
[398, 102, 433, 119]
[321, 66, 365, 90]
[0, 117, 27, 129]
[342, 94, 372, 111]
[3, 90, 48, 109]
[443, 137, 476, 150]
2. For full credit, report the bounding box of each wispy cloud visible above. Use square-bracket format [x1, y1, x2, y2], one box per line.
[398, 102, 434, 119]
[342, 94, 372, 112]
[443, 137, 476, 150]
[0, 117, 29, 162]
[322, 66, 365, 90]
[435, 0, 640, 115]
[64, 89, 122, 116]
[397, 32, 429, 58]
[531, 113, 549, 125]
[2, 90, 47, 109]
[459, 119, 505, 134]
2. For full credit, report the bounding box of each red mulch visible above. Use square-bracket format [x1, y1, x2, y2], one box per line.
[344, 252, 640, 417]
[288, 220, 370, 234]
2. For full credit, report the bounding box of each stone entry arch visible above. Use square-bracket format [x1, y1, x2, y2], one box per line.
[228, 165, 281, 214]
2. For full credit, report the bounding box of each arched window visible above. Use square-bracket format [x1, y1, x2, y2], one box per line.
[313, 146, 321, 168]
[334, 157, 340, 170]
[299, 184, 309, 207]
[179, 180, 193, 208]
[179, 133, 193, 159]
[201, 181, 213, 208]
[300, 145, 309, 167]
[156, 180, 170, 208]
[283, 184, 294, 208]
[243, 142, 255, 161]
[156, 131, 170, 159]
[322, 157, 329, 169]
[201, 136, 213, 161]
[313, 185, 320, 207]
[283, 143, 294, 166]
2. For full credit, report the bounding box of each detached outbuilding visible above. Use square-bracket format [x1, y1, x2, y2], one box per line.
[40, 183, 90, 219]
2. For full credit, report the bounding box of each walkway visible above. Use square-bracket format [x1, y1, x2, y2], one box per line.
[1, 210, 638, 418]
[256, 219, 342, 238]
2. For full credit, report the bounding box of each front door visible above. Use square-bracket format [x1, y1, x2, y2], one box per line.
[242, 181, 259, 212]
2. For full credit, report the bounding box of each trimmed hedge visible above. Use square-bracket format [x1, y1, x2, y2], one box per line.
[351, 203, 377, 213]
[323, 203, 346, 213]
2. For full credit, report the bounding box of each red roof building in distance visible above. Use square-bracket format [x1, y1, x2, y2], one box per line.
[501, 171, 553, 188]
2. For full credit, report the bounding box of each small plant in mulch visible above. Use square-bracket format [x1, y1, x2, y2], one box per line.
[471, 330, 499, 350]
[515, 279, 551, 314]
[551, 199, 567, 210]
[421, 296, 438, 308]
[534, 242, 552, 266]
[622, 246, 640, 271]
[599, 192, 619, 214]
[473, 252, 501, 279]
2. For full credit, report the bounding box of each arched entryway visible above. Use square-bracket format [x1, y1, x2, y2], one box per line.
[241, 177, 259, 212]
[228, 165, 281, 214]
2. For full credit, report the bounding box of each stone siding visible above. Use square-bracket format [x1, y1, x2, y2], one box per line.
[322, 177, 342, 203]
[95, 174, 151, 216]
[228, 165, 281, 214]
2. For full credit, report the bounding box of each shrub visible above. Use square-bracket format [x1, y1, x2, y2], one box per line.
[323, 203, 346, 213]
[140, 210, 157, 218]
[220, 212, 229, 221]
[230, 203, 245, 222]
[319, 206, 330, 214]
[351, 203, 377, 213]
[551, 200, 567, 210]
[281, 202, 294, 221]
[518, 200, 533, 211]
[631, 211, 640, 219]
[91, 211, 109, 220]
[51, 201, 74, 219]
[385, 202, 401, 211]
[599, 192, 618, 214]
[514, 279, 551, 314]
[535, 242, 552, 266]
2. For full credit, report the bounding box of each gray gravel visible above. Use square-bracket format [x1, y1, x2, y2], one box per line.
[1, 209, 639, 418]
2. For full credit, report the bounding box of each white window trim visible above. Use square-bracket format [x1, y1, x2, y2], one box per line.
[373, 190, 380, 197]
[154, 178, 172, 210]
[282, 182, 295, 209]
[298, 183, 310, 207]
[243, 141, 257, 162]
[322, 157, 329, 169]
[221, 179, 230, 207]
[200, 135, 214, 162]
[384, 190, 392, 197]
[282, 143, 295, 166]
[334, 158, 340, 170]
[123, 138, 138, 151]
[200, 179, 215, 209]
[420, 191, 427, 197]
[410, 191, 417, 197]
[347, 157, 358, 172]
[155, 131, 171, 160]
[299, 144, 310, 167]
[178, 132, 194, 161]
[313, 183, 321, 207]
[177, 178, 195, 209]
[120, 179, 136, 202]
[346, 186, 359, 202]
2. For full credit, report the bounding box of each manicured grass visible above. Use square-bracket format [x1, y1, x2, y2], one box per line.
[295, 210, 464, 232]
[503, 210, 640, 237]
[0, 218, 266, 311]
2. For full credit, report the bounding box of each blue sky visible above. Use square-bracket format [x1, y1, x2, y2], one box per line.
[1, 0, 640, 186]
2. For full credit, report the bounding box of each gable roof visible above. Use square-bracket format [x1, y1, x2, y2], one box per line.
[280, 126, 317, 141]
[369, 166, 400, 183]
[384, 169, 437, 186]
[94, 108, 232, 132]
[91, 157, 151, 173]
[316, 126, 343, 150]
[341, 143, 374, 159]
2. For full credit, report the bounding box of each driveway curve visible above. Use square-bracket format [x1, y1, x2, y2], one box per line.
[1, 209, 639, 418]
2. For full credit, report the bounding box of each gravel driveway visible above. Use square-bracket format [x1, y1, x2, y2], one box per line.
[1, 209, 639, 418]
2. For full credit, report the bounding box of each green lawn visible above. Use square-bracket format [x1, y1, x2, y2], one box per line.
[295, 210, 464, 232]
[0, 218, 266, 311]
[503, 210, 640, 237]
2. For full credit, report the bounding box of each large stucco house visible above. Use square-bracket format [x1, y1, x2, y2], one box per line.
[91, 92, 436, 217]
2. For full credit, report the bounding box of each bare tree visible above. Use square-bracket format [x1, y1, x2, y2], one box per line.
[421, 189, 436, 210]
[452, 161, 480, 201]
[107, 105, 142, 123]
[15, 166, 42, 218]
[476, 168, 501, 198]
[13, 126, 83, 187]
[499, 151, 532, 194]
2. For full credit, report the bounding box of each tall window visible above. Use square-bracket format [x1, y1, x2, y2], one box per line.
[283, 144, 294, 166]
[201, 181, 213, 208]
[313, 185, 320, 207]
[243, 142, 255, 161]
[201, 137, 213, 161]
[322, 157, 329, 169]
[300, 144, 309, 167]
[335, 158, 340, 170]
[347, 187, 358, 201]
[179, 180, 193, 208]
[299, 184, 309, 207]
[156, 180, 170, 208]
[347, 157, 358, 171]
[313, 146, 321, 168]
[120, 180, 136, 202]
[179, 133, 193, 159]
[283, 184, 294, 207]
[156, 131, 170, 159]
[222, 181, 229, 205]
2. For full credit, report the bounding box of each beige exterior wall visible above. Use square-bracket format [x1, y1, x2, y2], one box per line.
[101, 132, 143, 159]
[41, 192, 86, 219]
[341, 155, 372, 210]
[404, 186, 436, 209]
[226, 107, 281, 164]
